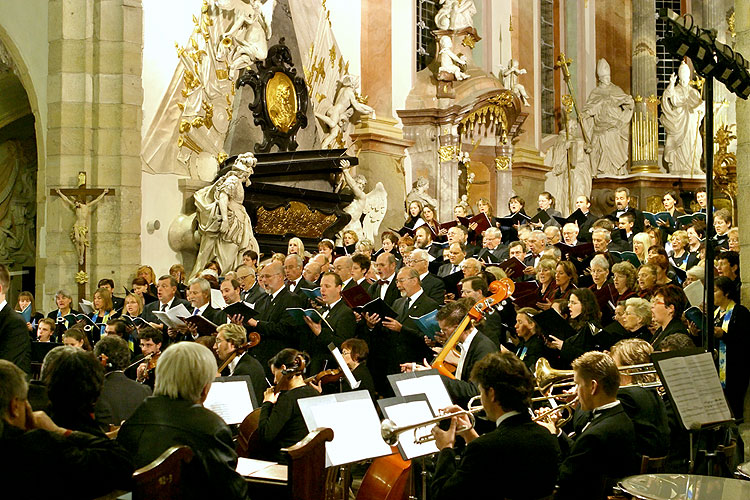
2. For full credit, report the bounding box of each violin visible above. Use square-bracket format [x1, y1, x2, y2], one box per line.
[432, 278, 515, 378]
[216, 332, 261, 374]
[273, 354, 307, 394]
[304, 368, 343, 386]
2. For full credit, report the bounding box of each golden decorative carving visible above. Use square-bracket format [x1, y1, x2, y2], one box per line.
[315, 93, 327, 103]
[266, 72, 298, 133]
[633, 42, 656, 57]
[75, 271, 89, 284]
[355, 93, 368, 105]
[561, 94, 574, 114]
[179, 120, 192, 133]
[177, 135, 203, 154]
[509, 14, 513, 31]
[329, 46, 337, 66]
[216, 151, 228, 165]
[728, 11, 736, 41]
[439, 145, 458, 162]
[216, 68, 228, 80]
[646, 196, 663, 214]
[690, 76, 705, 92]
[462, 33, 477, 49]
[714, 125, 737, 202]
[494, 156, 511, 171]
[646, 94, 659, 104]
[255, 201, 338, 238]
[634, 95, 643, 103]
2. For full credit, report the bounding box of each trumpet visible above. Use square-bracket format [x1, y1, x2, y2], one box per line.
[532, 396, 579, 429]
[381, 395, 484, 445]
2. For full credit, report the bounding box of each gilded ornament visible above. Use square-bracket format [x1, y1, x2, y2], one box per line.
[179, 120, 192, 133]
[646, 94, 659, 104]
[462, 34, 477, 49]
[177, 135, 203, 154]
[265, 72, 298, 133]
[216, 151, 228, 165]
[561, 94, 574, 114]
[75, 271, 89, 284]
[438, 145, 458, 162]
[191, 116, 205, 128]
[634, 95, 643, 103]
[494, 156, 510, 171]
[690, 76, 705, 92]
[216, 68, 229, 80]
[329, 46, 337, 66]
[255, 201, 338, 238]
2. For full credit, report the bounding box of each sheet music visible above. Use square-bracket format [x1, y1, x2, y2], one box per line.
[298, 391, 390, 467]
[211, 288, 226, 309]
[153, 303, 191, 328]
[236, 458, 278, 476]
[329, 344, 360, 389]
[203, 380, 254, 425]
[79, 299, 94, 315]
[683, 280, 704, 308]
[657, 352, 731, 430]
[394, 374, 453, 415]
[383, 400, 439, 459]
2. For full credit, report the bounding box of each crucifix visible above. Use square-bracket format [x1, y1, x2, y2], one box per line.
[50, 172, 115, 302]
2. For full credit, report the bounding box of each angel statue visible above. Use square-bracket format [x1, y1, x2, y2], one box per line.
[191, 152, 259, 278]
[338, 160, 387, 244]
[406, 177, 438, 209]
[435, 0, 476, 31]
[316, 75, 374, 149]
[437, 36, 470, 81]
[498, 59, 531, 106]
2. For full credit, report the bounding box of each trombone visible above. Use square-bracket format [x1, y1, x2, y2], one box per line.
[381, 395, 484, 445]
[533, 358, 661, 394]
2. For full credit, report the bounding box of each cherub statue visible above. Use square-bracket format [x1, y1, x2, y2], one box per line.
[499, 59, 531, 106]
[191, 152, 259, 277]
[316, 75, 374, 149]
[437, 36, 470, 81]
[338, 160, 387, 243]
[406, 176, 438, 209]
[55, 188, 110, 265]
[435, 0, 476, 31]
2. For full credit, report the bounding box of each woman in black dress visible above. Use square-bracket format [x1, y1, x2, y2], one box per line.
[257, 349, 320, 462]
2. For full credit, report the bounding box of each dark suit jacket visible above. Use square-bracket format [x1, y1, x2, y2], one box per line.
[94, 371, 151, 426]
[650, 317, 689, 349]
[201, 304, 227, 327]
[443, 331, 498, 408]
[420, 272, 446, 305]
[431, 413, 560, 500]
[253, 287, 306, 372]
[609, 207, 645, 234]
[368, 276, 400, 307]
[0, 304, 31, 374]
[230, 352, 267, 407]
[300, 300, 356, 374]
[437, 262, 462, 278]
[287, 277, 316, 296]
[242, 282, 267, 306]
[476, 245, 509, 263]
[577, 211, 599, 242]
[515, 334, 551, 371]
[117, 396, 248, 500]
[140, 297, 191, 324]
[557, 404, 638, 500]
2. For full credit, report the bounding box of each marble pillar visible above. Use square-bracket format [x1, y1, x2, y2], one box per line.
[356, 0, 409, 234]
[42, 0, 143, 309]
[735, 0, 749, 306]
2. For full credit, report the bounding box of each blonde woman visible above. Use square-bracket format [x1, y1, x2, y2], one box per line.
[631, 232, 651, 265]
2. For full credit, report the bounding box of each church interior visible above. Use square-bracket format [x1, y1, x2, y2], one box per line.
[1, 0, 750, 498]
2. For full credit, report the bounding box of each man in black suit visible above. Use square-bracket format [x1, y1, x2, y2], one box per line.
[437, 243, 466, 278]
[414, 225, 446, 267]
[430, 351, 559, 500]
[447, 225, 478, 257]
[246, 262, 306, 374]
[300, 272, 356, 373]
[93, 335, 151, 426]
[431, 299, 497, 408]
[332, 255, 357, 291]
[460, 276, 512, 349]
[409, 249, 445, 305]
[167, 277, 226, 343]
[369, 252, 400, 307]
[236, 265, 266, 307]
[284, 254, 315, 296]
[141, 275, 191, 328]
[521, 230, 547, 280]
[0, 264, 30, 374]
[575, 195, 599, 242]
[551, 351, 638, 500]
[350, 254, 372, 288]
[214, 323, 266, 406]
[609, 187, 645, 234]
[363, 266, 439, 395]
[476, 227, 509, 264]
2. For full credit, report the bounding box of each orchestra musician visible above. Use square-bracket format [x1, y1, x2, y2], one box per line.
[256, 349, 319, 463]
[546, 351, 638, 500]
[214, 323, 266, 405]
[430, 351, 559, 499]
[134, 327, 163, 388]
[118, 342, 249, 500]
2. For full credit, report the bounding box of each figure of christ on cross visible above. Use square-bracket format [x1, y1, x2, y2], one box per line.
[51, 174, 115, 301]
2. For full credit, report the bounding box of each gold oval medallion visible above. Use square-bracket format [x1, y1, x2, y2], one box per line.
[266, 72, 297, 133]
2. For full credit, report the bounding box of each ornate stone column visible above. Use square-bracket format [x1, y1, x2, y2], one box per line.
[735, 0, 749, 306]
[354, 0, 410, 234]
[42, 0, 143, 308]
[630, 0, 659, 173]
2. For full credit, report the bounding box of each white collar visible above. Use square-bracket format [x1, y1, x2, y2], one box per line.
[593, 400, 621, 413]
[0, 300, 6, 313]
[229, 351, 244, 374]
[407, 289, 423, 303]
[271, 286, 284, 301]
[419, 271, 429, 280]
[495, 410, 521, 427]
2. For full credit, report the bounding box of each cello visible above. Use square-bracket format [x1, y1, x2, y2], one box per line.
[216, 331, 261, 375]
[431, 278, 515, 378]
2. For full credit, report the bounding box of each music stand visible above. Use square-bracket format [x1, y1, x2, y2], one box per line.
[652, 348, 735, 474]
[388, 369, 453, 415]
[297, 390, 391, 468]
[204, 375, 257, 425]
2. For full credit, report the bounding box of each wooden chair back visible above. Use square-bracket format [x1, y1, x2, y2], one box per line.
[282, 427, 334, 500]
[640, 455, 667, 474]
[132, 445, 194, 500]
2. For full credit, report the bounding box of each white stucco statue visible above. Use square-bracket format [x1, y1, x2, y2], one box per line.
[438, 36, 470, 81]
[406, 176, 438, 209]
[499, 59, 531, 106]
[581, 59, 634, 176]
[543, 121, 591, 215]
[339, 160, 387, 243]
[435, 0, 476, 31]
[216, 0, 277, 80]
[660, 61, 705, 174]
[191, 152, 259, 278]
[315, 75, 374, 149]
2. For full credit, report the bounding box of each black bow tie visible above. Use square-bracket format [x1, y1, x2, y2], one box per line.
[377, 279, 390, 286]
